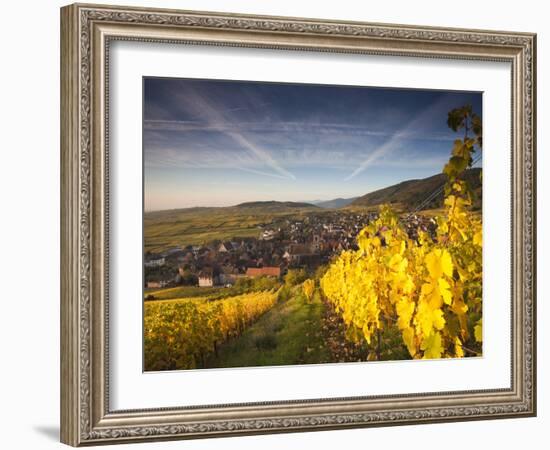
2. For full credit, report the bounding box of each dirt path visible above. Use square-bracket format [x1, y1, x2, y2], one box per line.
[320, 296, 372, 363]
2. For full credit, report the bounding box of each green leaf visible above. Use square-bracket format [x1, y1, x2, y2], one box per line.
[471, 114, 482, 143]
[447, 109, 464, 132]
[443, 156, 469, 181]
[451, 139, 466, 157]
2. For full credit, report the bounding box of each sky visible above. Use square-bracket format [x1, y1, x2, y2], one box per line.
[144, 77, 482, 211]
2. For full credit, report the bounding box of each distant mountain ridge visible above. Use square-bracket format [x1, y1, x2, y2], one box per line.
[145, 201, 318, 217]
[234, 201, 319, 209]
[314, 197, 358, 209]
[349, 168, 482, 211]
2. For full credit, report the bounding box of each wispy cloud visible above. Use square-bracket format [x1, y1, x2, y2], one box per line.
[143, 142, 450, 173]
[144, 118, 456, 142]
[168, 87, 296, 180]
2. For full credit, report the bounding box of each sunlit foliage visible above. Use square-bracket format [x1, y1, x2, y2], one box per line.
[321, 105, 482, 359]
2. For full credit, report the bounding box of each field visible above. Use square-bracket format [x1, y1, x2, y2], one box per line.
[144, 204, 321, 253]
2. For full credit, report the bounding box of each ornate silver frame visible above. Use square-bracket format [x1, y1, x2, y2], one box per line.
[60, 3, 536, 446]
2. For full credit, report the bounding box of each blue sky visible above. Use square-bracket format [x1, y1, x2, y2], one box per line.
[144, 77, 482, 211]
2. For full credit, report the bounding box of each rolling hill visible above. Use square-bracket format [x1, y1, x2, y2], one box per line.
[314, 197, 358, 209]
[349, 168, 482, 211]
[234, 201, 319, 210]
[144, 201, 321, 252]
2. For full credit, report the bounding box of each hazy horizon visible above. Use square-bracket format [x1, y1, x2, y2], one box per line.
[144, 197, 357, 213]
[144, 78, 482, 212]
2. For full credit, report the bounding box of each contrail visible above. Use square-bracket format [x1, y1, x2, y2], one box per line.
[228, 132, 296, 180]
[344, 137, 401, 181]
[175, 89, 296, 180]
[236, 166, 290, 180]
[345, 96, 454, 181]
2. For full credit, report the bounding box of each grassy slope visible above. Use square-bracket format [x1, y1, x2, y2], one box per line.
[349, 168, 482, 211]
[205, 287, 331, 368]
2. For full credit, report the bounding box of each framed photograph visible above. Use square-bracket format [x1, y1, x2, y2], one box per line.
[60, 3, 536, 446]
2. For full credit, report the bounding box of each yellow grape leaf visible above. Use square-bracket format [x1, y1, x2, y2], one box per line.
[440, 250, 453, 277]
[425, 250, 442, 279]
[451, 139, 465, 156]
[357, 235, 370, 253]
[456, 265, 469, 281]
[438, 278, 453, 305]
[362, 324, 373, 344]
[454, 337, 464, 358]
[396, 298, 415, 330]
[427, 282, 443, 310]
[402, 327, 417, 357]
[421, 332, 443, 359]
[451, 298, 468, 315]
[402, 276, 415, 294]
[444, 195, 456, 208]
[473, 229, 482, 246]
[474, 320, 483, 342]
[432, 308, 446, 330]
[389, 253, 407, 273]
[415, 302, 432, 336]
[399, 240, 406, 255]
[421, 282, 434, 297]
[425, 249, 453, 280]
[415, 300, 445, 336]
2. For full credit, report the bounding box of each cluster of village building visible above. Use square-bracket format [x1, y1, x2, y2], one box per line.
[144, 211, 437, 289]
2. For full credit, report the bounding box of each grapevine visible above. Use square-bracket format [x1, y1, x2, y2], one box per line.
[321, 105, 483, 359]
[144, 290, 278, 370]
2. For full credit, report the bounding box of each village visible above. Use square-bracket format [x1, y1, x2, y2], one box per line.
[144, 210, 437, 290]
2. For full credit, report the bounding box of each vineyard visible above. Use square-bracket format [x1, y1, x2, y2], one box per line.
[143, 104, 483, 369]
[144, 290, 277, 370]
[321, 105, 483, 360]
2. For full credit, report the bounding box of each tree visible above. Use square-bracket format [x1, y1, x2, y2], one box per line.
[284, 268, 307, 286]
[179, 270, 198, 286]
